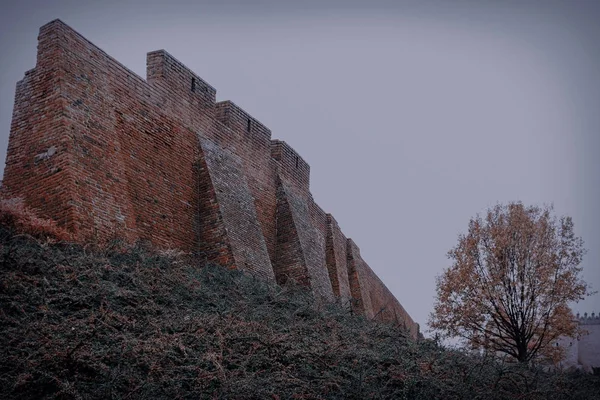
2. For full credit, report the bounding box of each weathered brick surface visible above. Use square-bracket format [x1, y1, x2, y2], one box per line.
[215, 101, 278, 265]
[2, 19, 419, 338]
[198, 137, 274, 280]
[275, 179, 333, 301]
[325, 214, 352, 304]
[360, 260, 419, 337]
[274, 181, 309, 286]
[194, 147, 235, 269]
[347, 239, 375, 319]
[345, 238, 419, 336]
[3, 23, 77, 230]
[270, 140, 309, 193]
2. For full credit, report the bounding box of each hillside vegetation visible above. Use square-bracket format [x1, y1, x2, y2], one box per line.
[1, 224, 599, 399]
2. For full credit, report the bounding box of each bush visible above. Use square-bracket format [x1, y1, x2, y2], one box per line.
[0, 197, 71, 241]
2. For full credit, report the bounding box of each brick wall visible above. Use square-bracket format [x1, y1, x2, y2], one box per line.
[2, 19, 419, 338]
[346, 239, 375, 319]
[3, 23, 77, 231]
[275, 180, 333, 301]
[325, 214, 352, 304]
[214, 101, 278, 264]
[197, 137, 274, 280]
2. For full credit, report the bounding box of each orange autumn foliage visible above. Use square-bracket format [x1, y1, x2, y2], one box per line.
[429, 202, 590, 363]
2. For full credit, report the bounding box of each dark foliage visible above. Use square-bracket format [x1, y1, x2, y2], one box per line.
[1, 225, 598, 399]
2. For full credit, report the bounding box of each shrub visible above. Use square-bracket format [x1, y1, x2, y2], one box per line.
[0, 197, 71, 241]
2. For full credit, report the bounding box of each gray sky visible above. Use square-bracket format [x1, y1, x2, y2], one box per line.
[1, 0, 599, 334]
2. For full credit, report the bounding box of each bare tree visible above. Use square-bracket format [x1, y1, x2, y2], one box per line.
[429, 202, 591, 363]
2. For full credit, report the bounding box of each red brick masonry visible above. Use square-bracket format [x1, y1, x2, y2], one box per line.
[2, 20, 419, 338]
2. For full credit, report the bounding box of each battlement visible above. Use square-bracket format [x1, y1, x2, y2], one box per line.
[37, 19, 148, 90]
[271, 140, 310, 191]
[215, 100, 271, 141]
[577, 312, 600, 325]
[346, 238, 361, 255]
[147, 50, 216, 108]
[327, 213, 340, 228]
[36, 19, 71, 66]
[2, 19, 418, 339]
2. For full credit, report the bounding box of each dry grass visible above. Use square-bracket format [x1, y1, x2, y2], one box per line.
[0, 197, 71, 241]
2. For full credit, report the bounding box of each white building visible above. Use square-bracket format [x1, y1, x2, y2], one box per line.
[554, 312, 600, 373]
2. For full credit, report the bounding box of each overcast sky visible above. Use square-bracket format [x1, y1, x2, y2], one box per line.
[1, 0, 599, 334]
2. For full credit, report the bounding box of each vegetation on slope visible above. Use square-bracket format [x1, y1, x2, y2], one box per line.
[0, 224, 599, 399]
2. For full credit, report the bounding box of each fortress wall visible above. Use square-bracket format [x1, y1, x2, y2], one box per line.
[215, 101, 278, 264]
[274, 181, 310, 286]
[2, 22, 77, 229]
[32, 20, 200, 247]
[145, 50, 234, 150]
[308, 199, 331, 297]
[346, 238, 417, 335]
[146, 49, 281, 267]
[194, 147, 235, 269]
[144, 51, 281, 267]
[359, 260, 419, 336]
[271, 138, 333, 300]
[309, 196, 327, 237]
[146, 50, 216, 118]
[308, 200, 355, 305]
[270, 140, 310, 193]
[9, 19, 270, 255]
[325, 214, 352, 303]
[275, 181, 334, 301]
[2, 19, 418, 338]
[346, 239, 375, 319]
[197, 137, 274, 280]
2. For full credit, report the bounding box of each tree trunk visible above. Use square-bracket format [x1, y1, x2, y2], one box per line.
[517, 344, 528, 363]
